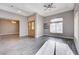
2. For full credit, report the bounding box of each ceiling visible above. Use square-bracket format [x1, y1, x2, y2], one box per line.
[0, 3, 75, 17]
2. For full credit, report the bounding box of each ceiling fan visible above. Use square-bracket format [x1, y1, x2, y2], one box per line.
[43, 3, 56, 10]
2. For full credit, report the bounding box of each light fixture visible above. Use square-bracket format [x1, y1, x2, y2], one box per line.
[17, 10, 22, 13]
[11, 21, 16, 24]
[10, 5, 22, 13]
[43, 3, 56, 10]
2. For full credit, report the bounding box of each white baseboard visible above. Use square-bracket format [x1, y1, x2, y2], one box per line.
[0, 33, 19, 36]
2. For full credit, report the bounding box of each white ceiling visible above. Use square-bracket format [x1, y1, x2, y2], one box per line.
[0, 3, 74, 17]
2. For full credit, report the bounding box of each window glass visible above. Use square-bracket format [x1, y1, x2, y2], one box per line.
[32, 22, 34, 30]
[50, 18, 63, 33]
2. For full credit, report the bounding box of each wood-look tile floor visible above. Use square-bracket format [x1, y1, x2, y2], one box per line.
[0, 35, 78, 55]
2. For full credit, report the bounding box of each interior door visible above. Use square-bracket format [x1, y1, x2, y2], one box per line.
[28, 21, 35, 37]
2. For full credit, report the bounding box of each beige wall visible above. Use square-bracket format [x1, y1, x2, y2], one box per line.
[0, 9, 27, 37]
[0, 19, 19, 35]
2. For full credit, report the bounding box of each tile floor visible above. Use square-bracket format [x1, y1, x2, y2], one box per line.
[0, 35, 78, 55]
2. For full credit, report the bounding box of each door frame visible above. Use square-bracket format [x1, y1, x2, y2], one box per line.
[28, 20, 35, 37]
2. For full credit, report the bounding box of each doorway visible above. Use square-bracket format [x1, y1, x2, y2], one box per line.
[28, 20, 35, 37]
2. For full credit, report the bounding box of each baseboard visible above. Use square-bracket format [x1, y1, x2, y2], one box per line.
[0, 33, 19, 36]
[43, 35, 74, 39]
[20, 35, 28, 38]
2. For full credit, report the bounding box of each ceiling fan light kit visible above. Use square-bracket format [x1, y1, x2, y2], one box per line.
[43, 3, 56, 10]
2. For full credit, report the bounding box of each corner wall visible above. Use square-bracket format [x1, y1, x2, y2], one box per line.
[35, 14, 44, 38]
[74, 3, 79, 54]
[19, 17, 28, 36]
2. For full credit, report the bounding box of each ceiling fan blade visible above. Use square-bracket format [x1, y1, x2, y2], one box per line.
[50, 3, 53, 6]
[44, 5, 47, 7]
[43, 3, 56, 11]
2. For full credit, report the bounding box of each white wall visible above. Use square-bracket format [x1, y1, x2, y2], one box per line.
[35, 14, 44, 38]
[19, 17, 28, 36]
[43, 10, 74, 39]
[0, 9, 27, 36]
[74, 3, 79, 54]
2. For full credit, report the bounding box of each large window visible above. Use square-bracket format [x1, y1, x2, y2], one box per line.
[50, 18, 63, 33]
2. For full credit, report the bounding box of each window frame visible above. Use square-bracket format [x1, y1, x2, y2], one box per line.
[49, 18, 63, 34]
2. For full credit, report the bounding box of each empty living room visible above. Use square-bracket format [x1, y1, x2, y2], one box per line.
[0, 2, 79, 56]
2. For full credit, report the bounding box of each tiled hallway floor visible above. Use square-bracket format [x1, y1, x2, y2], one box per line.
[0, 35, 78, 55]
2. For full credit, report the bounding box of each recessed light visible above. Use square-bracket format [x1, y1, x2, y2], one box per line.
[18, 10, 22, 13]
[11, 21, 16, 24]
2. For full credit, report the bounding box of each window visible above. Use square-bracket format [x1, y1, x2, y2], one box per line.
[32, 22, 35, 30]
[50, 18, 63, 33]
